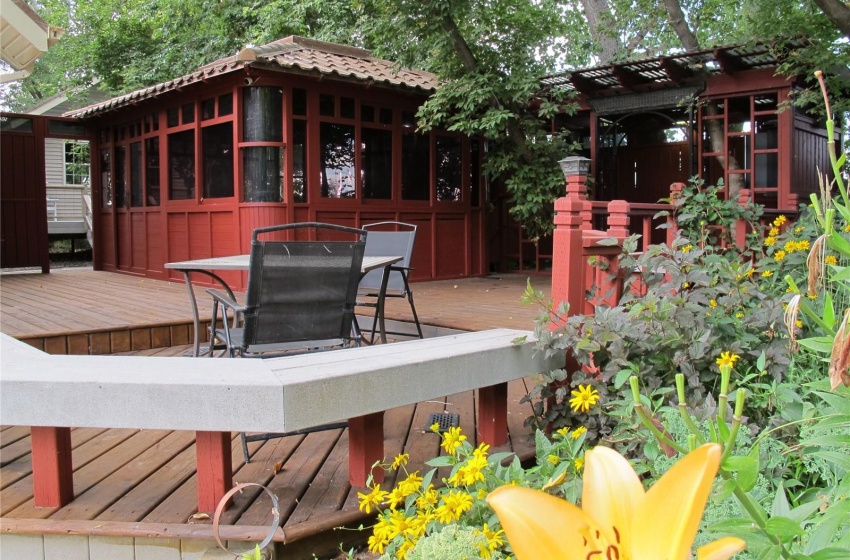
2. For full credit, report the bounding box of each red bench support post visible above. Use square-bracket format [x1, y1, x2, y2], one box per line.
[196, 431, 233, 512]
[31, 426, 74, 508]
[349, 412, 384, 487]
[477, 382, 508, 446]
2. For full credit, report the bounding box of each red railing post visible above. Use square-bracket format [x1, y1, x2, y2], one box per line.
[551, 171, 588, 327]
[31, 426, 74, 508]
[196, 431, 233, 513]
[600, 200, 631, 306]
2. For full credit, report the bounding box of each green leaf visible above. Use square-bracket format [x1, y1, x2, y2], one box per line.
[712, 478, 736, 502]
[708, 517, 760, 533]
[614, 368, 633, 389]
[810, 549, 850, 560]
[724, 455, 758, 491]
[764, 516, 805, 541]
[771, 482, 791, 518]
[425, 456, 454, 467]
[823, 291, 835, 329]
[797, 336, 836, 354]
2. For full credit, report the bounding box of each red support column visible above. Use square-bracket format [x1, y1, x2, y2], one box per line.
[667, 182, 686, 246]
[478, 383, 508, 446]
[349, 412, 384, 487]
[31, 426, 74, 508]
[736, 189, 752, 249]
[196, 431, 233, 513]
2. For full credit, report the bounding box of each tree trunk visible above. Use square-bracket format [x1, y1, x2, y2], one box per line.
[439, 13, 532, 163]
[581, 0, 620, 64]
[813, 0, 850, 38]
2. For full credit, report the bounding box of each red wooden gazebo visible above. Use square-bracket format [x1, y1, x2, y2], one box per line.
[64, 36, 488, 289]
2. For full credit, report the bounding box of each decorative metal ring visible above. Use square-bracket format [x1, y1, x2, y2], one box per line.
[213, 482, 282, 557]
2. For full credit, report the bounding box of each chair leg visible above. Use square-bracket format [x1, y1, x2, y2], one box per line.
[241, 432, 251, 463]
[401, 272, 424, 339]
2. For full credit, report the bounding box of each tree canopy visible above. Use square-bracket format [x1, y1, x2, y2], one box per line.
[5, 0, 848, 238]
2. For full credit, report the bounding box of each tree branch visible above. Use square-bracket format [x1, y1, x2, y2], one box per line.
[813, 0, 850, 38]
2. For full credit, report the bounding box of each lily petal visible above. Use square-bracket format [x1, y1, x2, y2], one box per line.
[632, 443, 722, 560]
[582, 445, 645, 552]
[487, 485, 607, 560]
[697, 537, 747, 560]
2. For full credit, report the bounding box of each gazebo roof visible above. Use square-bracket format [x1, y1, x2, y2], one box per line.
[542, 41, 801, 98]
[65, 36, 439, 118]
[0, 0, 63, 80]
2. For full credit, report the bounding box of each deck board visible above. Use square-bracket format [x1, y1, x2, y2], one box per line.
[0, 269, 553, 549]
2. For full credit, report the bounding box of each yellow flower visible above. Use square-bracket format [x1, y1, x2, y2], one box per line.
[795, 226, 804, 233]
[569, 384, 601, 413]
[391, 453, 410, 470]
[795, 320, 803, 329]
[487, 444, 745, 560]
[764, 236, 776, 246]
[774, 250, 786, 262]
[825, 255, 838, 266]
[441, 426, 467, 455]
[761, 270, 773, 278]
[773, 215, 787, 226]
[769, 227, 780, 237]
[396, 538, 415, 559]
[430, 422, 440, 433]
[571, 426, 587, 439]
[547, 454, 560, 465]
[735, 312, 744, 319]
[681, 244, 693, 253]
[415, 485, 439, 509]
[574, 457, 584, 470]
[434, 490, 474, 523]
[709, 299, 718, 309]
[478, 524, 506, 554]
[555, 427, 570, 439]
[845, 224, 850, 233]
[473, 443, 490, 460]
[358, 484, 389, 514]
[716, 351, 740, 369]
[449, 455, 488, 486]
[397, 472, 423, 498]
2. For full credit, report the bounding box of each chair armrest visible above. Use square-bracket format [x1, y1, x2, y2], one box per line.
[206, 288, 245, 313]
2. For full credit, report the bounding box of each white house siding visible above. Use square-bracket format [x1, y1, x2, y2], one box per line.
[45, 137, 65, 186]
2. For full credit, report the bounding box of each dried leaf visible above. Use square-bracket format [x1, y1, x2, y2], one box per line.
[188, 512, 210, 523]
[829, 309, 850, 390]
[273, 460, 284, 474]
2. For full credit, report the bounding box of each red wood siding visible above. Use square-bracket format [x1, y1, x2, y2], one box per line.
[0, 117, 49, 271]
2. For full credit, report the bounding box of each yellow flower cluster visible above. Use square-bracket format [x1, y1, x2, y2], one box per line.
[362, 433, 504, 559]
[763, 215, 787, 248]
[783, 239, 810, 253]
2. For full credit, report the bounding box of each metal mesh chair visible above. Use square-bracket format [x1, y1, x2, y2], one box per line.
[357, 221, 423, 344]
[206, 222, 366, 461]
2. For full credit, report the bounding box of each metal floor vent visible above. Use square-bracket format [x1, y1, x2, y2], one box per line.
[427, 412, 460, 433]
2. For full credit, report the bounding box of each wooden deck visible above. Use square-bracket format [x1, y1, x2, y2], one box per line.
[0, 269, 552, 557]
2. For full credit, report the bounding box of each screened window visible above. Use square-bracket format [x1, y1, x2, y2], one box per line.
[402, 131, 430, 200]
[64, 141, 90, 185]
[100, 149, 112, 207]
[168, 130, 195, 200]
[436, 136, 462, 202]
[361, 128, 392, 199]
[320, 122, 355, 198]
[115, 146, 126, 207]
[202, 123, 234, 198]
[145, 138, 160, 206]
[292, 120, 307, 203]
[130, 142, 143, 207]
[242, 87, 282, 142]
[242, 147, 283, 202]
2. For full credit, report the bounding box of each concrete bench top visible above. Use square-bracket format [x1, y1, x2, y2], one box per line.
[1, 329, 562, 434]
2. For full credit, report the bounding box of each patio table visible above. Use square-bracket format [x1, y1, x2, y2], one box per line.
[165, 254, 402, 356]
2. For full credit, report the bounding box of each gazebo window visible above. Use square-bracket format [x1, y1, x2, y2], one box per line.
[362, 127, 392, 199]
[436, 135, 462, 202]
[168, 130, 195, 200]
[700, 92, 780, 207]
[145, 138, 160, 206]
[292, 120, 307, 203]
[100, 148, 112, 207]
[202, 123, 234, 198]
[115, 146, 126, 207]
[130, 142, 143, 206]
[401, 129, 430, 201]
[241, 87, 284, 202]
[320, 122, 355, 198]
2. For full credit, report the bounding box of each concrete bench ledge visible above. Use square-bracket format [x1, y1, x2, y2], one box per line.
[0, 330, 563, 512]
